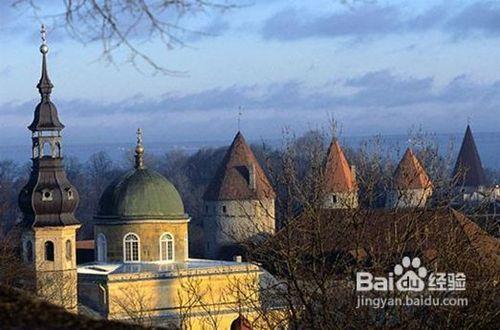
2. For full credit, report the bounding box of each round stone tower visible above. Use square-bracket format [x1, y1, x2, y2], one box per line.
[322, 138, 358, 209]
[202, 132, 276, 259]
[386, 148, 433, 209]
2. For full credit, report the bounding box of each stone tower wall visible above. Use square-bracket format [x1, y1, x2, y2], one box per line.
[323, 192, 358, 209]
[203, 199, 275, 259]
[386, 187, 433, 209]
[22, 225, 80, 312]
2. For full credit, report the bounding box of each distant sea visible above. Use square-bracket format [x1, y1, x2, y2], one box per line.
[0, 132, 499, 170]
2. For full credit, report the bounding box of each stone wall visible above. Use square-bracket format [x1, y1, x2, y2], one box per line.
[323, 192, 359, 209]
[22, 225, 80, 312]
[386, 187, 433, 209]
[203, 199, 275, 259]
[95, 221, 189, 263]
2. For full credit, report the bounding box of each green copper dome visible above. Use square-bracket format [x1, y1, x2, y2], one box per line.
[95, 168, 187, 221]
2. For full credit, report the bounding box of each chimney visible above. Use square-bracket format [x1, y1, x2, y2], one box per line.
[350, 165, 356, 183]
[248, 164, 256, 190]
[233, 255, 243, 263]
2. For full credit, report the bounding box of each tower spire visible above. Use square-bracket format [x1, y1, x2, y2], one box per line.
[37, 24, 53, 100]
[135, 128, 145, 169]
[237, 106, 243, 132]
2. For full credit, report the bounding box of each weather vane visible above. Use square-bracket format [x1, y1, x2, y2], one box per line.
[40, 24, 49, 54]
[135, 128, 145, 169]
[137, 128, 143, 144]
[238, 106, 243, 131]
[40, 24, 47, 43]
[467, 116, 471, 125]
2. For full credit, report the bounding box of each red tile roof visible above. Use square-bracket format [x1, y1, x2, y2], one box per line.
[394, 148, 432, 190]
[324, 139, 357, 193]
[76, 240, 94, 250]
[231, 314, 252, 330]
[203, 132, 276, 201]
[269, 208, 500, 278]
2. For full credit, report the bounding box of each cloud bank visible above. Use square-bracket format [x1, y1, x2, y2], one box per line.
[261, 2, 500, 41]
[1, 70, 498, 143]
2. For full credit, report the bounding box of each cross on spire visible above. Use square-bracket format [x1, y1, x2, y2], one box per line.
[135, 128, 145, 169]
[40, 24, 47, 44]
[40, 24, 49, 54]
[238, 106, 243, 131]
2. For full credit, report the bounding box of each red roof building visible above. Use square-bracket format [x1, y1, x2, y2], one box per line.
[203, 132, 275, 201]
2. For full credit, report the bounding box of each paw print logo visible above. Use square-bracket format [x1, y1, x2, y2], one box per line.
[394, 256, 427, 292]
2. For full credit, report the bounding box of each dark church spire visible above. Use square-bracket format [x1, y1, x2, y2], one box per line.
[37, 25, 53, 99]
[453, 125, 486, 187]
[18, 25, 79, 227]
[28, 25, 64, 132]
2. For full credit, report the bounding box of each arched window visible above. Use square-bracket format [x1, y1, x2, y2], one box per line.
[97, 233, 107, 262]
[159, 233, 174, 262]
[42, 141, 51, 157]
[123, 233, 140, 263]
[65, 239, 72, 261]
[45, 241, 54, 261]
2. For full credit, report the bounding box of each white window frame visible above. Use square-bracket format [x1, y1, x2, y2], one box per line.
[97, 233, 107, 263]
[159, 232, 174, 262]
[123, 233, 140, 263]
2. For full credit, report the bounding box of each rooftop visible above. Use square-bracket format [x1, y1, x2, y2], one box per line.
[78, 258, 261, 281]
[203, 131, 275, 201]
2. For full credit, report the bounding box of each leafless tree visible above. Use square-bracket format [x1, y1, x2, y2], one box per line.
[11, 0, 239, 74]
[225, 127, 500, 329]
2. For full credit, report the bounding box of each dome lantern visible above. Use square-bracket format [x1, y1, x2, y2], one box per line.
[95, 129, 187, 223]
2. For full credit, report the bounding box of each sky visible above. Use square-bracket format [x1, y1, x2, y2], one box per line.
[1, 0, 500, 145]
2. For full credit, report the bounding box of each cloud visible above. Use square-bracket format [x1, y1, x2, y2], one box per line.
[261, 5, 403, 41]
[4, 71, 500, 115]
[446, 1, 500, 37]
[261, 2, 500, 42]
[3, 70, 500, 139]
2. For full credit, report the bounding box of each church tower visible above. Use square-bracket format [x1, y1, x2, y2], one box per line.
[452, 125, 487, 202]
[203, 132, 276, 259]
[386, 148, 433, 209]
[18, 26, 80, 312]
[322, 138, 358, 209]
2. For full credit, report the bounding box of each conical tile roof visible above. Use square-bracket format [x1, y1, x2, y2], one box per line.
[203, 132, 276, 201]
[324, 138, 356, 192]
[452, 125, 486, 187]
[394, 148, 432, 190]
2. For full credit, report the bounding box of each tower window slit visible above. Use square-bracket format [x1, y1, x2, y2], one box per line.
[45, 241, 54, 261]
[65, 240, 72, 261]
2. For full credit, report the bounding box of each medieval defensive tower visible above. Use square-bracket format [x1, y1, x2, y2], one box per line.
[322, 138, 358, 209]
[386, 148, 433, 209]
[202, 132, 276, 259]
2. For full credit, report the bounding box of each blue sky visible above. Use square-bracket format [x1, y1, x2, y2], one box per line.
[1, 0, 500, 145]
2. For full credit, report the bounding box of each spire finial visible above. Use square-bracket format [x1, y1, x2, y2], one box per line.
[37, 24, 53, 99]
[40, 24, 48, 54]
[237, 106, 243, 132]
[135, 128, 145, 169]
